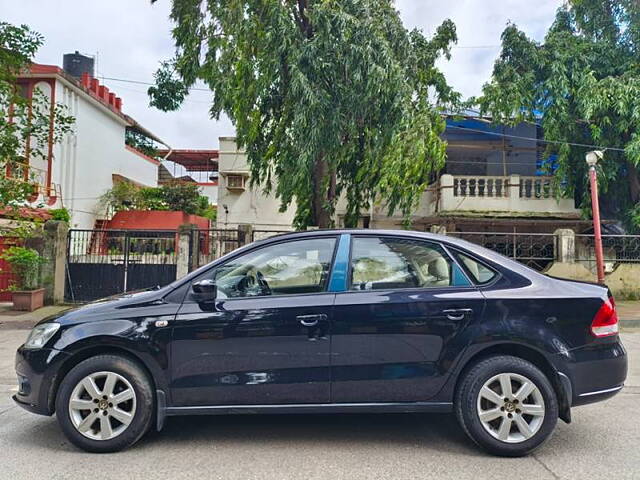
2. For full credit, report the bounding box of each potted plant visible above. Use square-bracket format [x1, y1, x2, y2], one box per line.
[0, 246, 46, 311]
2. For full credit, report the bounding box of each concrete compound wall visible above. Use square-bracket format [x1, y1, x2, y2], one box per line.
[545, 262, 640, 299]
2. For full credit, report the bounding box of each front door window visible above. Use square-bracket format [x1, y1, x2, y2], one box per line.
[209, 238, 337, 299]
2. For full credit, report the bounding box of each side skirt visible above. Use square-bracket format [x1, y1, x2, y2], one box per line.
[164, 401, 453, 417]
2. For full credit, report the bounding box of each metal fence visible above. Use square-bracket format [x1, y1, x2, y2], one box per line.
[65, 229, 178, 302]
[194, 229, 243, 267]
[449, 231, 556, 271]
[575, 234, 640, 269]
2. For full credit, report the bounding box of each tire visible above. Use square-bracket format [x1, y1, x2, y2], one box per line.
[55, 355, 154, 453]
[455, 355, 558, 457]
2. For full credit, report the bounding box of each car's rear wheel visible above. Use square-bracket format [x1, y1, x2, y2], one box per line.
[455, 355, 558, 456]
[55, 355, 154, 453]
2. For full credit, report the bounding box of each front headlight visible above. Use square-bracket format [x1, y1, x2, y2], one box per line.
[24, 323, 60, 349]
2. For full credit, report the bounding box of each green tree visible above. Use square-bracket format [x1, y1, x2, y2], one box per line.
[160, 180, 205, 214]
[100, 180, 214, 216]
[149, 0, 459, 228]
[476, 0, 640, 228]
[0, 22, 74, 209]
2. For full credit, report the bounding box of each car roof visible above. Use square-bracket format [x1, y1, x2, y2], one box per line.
[172, 228, 545, 289]
[256, 229, 543, 280]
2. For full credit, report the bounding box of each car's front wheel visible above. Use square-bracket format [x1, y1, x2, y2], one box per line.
[455, 355, 558, 456]
[55, 354, 154, 453]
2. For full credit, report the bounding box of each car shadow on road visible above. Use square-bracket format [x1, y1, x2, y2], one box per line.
[9, 410, 584, 458]
[139, 412, 489, 457]
[10, 412, 485, 455]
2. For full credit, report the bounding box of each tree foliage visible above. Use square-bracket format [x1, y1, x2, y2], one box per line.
[0, 22, 74, 209]
[125, 129, 159, 158]
[101, 180, 214, 217]
[477, 0, 640, 229]
[150, 0, 459, 228]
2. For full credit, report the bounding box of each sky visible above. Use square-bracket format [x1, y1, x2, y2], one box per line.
[2, 0, 562, 150]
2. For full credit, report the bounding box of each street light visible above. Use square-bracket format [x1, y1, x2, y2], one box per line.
[586, 150, 605, 284]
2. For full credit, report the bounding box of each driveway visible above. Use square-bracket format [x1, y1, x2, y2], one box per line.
[0, 329, 638, 480]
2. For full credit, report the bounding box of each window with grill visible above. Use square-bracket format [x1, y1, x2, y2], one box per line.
[226, 175, 246, 190]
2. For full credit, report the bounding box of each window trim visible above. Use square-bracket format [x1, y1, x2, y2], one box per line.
[345, 234, 476, 294]
[187, 235, 341, 301]
[447, 246, 502, 287]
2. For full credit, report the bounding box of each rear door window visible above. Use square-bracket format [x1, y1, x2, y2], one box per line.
[349, 237, 471, 290]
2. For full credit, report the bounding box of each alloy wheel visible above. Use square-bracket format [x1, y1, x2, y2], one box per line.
[476, 372, 545, 443]
[68, 371, 137, 441]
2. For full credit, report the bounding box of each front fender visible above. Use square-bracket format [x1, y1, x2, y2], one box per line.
[51, 318, 173, 402]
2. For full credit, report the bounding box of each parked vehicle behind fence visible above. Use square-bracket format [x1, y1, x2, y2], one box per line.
[14, 230, 626, 456]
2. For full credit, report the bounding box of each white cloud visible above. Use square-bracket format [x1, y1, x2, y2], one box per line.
[396, 0, 562, 98]
[2, 0, 561, 148]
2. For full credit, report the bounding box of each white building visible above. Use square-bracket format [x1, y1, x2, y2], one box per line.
[217, 137, 296, 230]
[216, 134, 583, 234]
[16, 63, 165, 230]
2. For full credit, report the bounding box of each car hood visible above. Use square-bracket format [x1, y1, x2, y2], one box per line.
[37, 289, 166, 327]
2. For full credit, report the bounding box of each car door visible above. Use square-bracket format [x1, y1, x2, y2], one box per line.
[331, 235, 485, 403]
[170, 236, 338, 407]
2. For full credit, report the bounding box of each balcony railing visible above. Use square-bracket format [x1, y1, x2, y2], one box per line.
[4, 161, 59, 205]
[520, 177, 554, 199]
[453, 176, 509, 198]
[440, 174, 577, 215]
[452, 175, 556, 199]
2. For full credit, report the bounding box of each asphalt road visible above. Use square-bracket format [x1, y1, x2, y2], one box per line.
[1, 329, 638, 480]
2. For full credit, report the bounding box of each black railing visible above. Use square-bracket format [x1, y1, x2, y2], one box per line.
[575, 234, 640, 266]
[65, 229, 179, 302]
[449, 231, 555, 271]
[194, 229, 242, 267]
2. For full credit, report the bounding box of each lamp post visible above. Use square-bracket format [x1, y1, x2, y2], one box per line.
[586, 150, 605, 284]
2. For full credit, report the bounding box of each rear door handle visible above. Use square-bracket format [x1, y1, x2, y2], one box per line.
[297, 314, 327, 327]
[442, 308, 474, 321]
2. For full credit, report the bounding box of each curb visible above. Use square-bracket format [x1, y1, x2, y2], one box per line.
[0, 319, 39, 330]
[620, 319, 640, 329]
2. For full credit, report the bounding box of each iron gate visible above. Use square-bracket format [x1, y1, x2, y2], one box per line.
[65, 229, 178, 303]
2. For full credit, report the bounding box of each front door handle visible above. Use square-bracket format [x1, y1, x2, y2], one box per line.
[297, 314, 327, 327]
[442, 308, 474, 321]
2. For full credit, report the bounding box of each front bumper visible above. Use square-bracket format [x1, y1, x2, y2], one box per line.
[13, 345, 71, 416]
[556, 337, 627, 407]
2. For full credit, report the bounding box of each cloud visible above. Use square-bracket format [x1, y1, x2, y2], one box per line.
[395, 0, 562, 98]
[2, 0, 561, 148]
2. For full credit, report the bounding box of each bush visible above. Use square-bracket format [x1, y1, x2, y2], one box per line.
[100, 181, 142, 212]
[0, 246, 45, 291]
[160, 180, 202, 214]
[101, 180, 215, 217]
[49, 207, 71, 223]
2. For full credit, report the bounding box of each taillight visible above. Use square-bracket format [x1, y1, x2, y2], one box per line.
[591, 296, 619, 337]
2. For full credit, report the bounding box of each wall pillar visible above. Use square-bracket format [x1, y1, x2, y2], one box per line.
[237, 224, 253, 246]
[176, 224, 194, 280]
[439, 174, 455, 211]
[508, 175, 521, 210]
[41, 220, 68, 304]
[430, 224, 447, 235]
[555, 228, 576, 263]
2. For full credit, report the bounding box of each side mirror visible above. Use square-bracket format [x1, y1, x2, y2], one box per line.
[192, 279, 217, 302]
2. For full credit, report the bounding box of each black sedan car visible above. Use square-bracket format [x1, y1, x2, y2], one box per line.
[14, 230, 627, 456]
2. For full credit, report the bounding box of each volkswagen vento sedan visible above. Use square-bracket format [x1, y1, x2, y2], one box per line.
[14, 230, 627, 456]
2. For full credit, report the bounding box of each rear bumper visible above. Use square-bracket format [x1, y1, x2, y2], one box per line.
[556, 337, 627, 407]
[13, 345, 71, 416]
